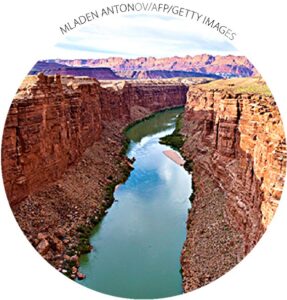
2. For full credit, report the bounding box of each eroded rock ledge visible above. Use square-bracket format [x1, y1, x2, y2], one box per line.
[180, 82, 286, 291]
[2, 75, 188, 205]
[1, 75, 286, 288]
[1, 74, 188, 273]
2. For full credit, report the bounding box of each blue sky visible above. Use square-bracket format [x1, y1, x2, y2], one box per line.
[54, 14, 238, 58]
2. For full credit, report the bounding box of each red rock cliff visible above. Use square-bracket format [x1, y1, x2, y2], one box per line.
[180, 80, 286, 291]
[1, 75, 188, 206]
[54, 54, 257, 77]
[2, 75, 285, 287]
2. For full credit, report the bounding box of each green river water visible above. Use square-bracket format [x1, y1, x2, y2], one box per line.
[77, 107, 192, 299]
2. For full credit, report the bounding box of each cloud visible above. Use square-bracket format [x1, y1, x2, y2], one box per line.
[53, 13, 238, 58]
[56, 42, 130, 56]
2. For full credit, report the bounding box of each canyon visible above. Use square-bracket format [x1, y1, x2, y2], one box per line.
[29, 61, 120, 80]
[31, 54, 258, 80]
[1, 74, 286, 293]
[180, 78, 286, 290]
[53, 54, 257, 77]
[2, 75, 188, 206]
[1, 74, 188, 276]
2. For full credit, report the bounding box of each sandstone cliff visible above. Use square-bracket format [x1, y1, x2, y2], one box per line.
[115, 69, 221, 80]
[54, 54, 257, 78]
[1, 74, 188, 274]
[1, 75, 285, 289]
[29, 61, 120, 80]
[2, 75, 188, 206]
[180, 78, 286, 291]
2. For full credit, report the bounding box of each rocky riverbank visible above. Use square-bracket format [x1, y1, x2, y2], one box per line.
[180, 78, 286, 291]
[1, 75, 286, 291]
[1, 74, 188, 278]
[13, 122, 133, 278]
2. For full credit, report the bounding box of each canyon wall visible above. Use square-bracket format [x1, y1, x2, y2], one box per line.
[115, 70, 221, 80]
[2, 74, 188, 206]
[29, 61, 120, 80]
[30, 61, 221, 80]
[181, 85, 286, 291]
[32, 54, 257, 80]
[53, 54, 257, 77]
[2, 74, 286, 286]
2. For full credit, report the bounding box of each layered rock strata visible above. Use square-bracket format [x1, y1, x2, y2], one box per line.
[180, 85, 286, 291]
[53, 54, 258, 77]
[2, 75, 188, 206]
[30, 61, 221, 80]
[29, 61, 120, 80]
[1, 74, 286, 288]
[1, 74, 188, 272]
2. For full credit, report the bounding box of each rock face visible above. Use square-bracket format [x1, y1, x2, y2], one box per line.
[180, 86, 286, 291]
[30, 61, 222, 80]
[1, 74, 188, 270]
[115, 70, 221, 80]
[29, 61, 120, 80]
[2, 74, 102, 205]
[1, 74, 285, 290]
[2, 74, 188, 206]
[53, 54, 257, 78]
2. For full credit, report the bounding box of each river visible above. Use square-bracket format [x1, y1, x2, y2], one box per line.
[77, 107, 192, 299]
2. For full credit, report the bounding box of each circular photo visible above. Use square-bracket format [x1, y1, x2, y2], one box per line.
[1, 11, 286, 299]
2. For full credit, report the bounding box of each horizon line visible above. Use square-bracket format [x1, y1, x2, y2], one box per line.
[46, 53, 245, 61]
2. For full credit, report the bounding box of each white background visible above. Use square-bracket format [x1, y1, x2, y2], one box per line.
[0, 0, 286, 299]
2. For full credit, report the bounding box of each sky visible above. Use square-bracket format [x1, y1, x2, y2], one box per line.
[53, 13, 238, 59]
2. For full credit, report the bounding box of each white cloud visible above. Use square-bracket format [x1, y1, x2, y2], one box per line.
[52, 13, 238, 59]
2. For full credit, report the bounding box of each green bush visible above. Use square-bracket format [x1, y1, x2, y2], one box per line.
[159, 113, 184, 150]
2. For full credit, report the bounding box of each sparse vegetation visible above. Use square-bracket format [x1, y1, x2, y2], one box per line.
[105, 182, 118, 202]
[159, 113, 185, 150]
[183, 161, 193, 173]
[159, 113, 196, 207]
[198, 77, 272, 96]
[76, 224, 93, 254]
[64, 130, 136, 278]
[120, 136, 131, 156]
[67, 107, 192, 279]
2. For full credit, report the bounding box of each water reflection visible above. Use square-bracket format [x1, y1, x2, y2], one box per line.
[78, 107, 192, 299]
